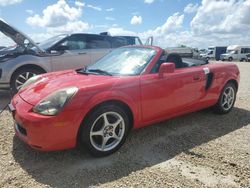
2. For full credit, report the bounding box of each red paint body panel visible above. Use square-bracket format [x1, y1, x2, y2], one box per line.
[11, 46, 240, 151]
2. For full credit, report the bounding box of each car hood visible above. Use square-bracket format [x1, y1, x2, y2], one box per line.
[19, 70, 118, 105]
[0, 19, 44, 53]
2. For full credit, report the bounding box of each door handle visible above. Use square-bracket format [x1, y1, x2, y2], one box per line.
[193, 75, 201, 81]
[78, 52, 87, 55]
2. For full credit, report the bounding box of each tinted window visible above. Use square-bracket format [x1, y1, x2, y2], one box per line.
[86, 35, 111, 49]
[241, 48, 250, 54]
[111, 37, 128, 48]
[122, 37, 135, 45]
[57, 35, 86, 50]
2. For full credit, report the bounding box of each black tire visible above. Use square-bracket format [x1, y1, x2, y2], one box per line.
[10, 68, 44, 94]
[79, 104, 130, 157]
[228, 57, 233, 62]
[213, 82, 237, 114]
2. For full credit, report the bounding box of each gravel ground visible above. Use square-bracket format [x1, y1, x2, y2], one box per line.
[0, 61, 249, 188]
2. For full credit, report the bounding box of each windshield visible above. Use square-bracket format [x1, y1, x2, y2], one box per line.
[206, 50, 213, 55]
[38, 34, 67, 50]
[87, 47, 156, 76]
[227, 50, 237, 54]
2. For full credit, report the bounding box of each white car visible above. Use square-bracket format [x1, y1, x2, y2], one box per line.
[0, 20, 141, 93]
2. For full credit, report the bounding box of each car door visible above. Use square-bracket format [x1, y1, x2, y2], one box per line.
[86, 35, 112, 64]
[50, 34, 91, 71]
[140, 67, 206, 123]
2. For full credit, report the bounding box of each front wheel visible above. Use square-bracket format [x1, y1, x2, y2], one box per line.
[213, 82, 237, 114]
[10, 68, 44, 94]
[79, 104, 130, 157]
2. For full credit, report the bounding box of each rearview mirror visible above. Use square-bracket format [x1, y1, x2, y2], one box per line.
[159, 62, 175, 78]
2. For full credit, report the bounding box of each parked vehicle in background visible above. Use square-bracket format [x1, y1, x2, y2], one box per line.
[117, 36, 143, 45]
[199, 49, 207, 54]
[165, 47, 199, 58]
[247, 54, 250, 62]
[200, 46, 227, 61]
[100, 32, 144, 46]
[10, 46, 240, 157]
[220, 45, 250, 61]
[0, 20, 135, 93]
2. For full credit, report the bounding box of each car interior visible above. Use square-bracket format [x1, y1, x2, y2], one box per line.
[151, 51, 208, 73]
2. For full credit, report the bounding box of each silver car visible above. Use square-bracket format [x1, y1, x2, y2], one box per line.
[0, 20, 131, 93]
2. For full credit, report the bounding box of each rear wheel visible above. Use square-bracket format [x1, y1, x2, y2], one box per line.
[228, 57, 233, 61]
[10, 68, 44, 94]
[79, 104, 130, 157]
[213, 82, 237, 114]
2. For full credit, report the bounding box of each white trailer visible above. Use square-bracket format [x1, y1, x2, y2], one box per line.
[220, 45, 250, 61]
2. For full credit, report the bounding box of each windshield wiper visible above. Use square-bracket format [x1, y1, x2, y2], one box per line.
[87, 69, 113, 76]
[76, 68, 89, 75]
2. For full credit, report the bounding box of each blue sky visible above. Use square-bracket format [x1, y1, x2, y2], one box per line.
[1, 0, 250, 48]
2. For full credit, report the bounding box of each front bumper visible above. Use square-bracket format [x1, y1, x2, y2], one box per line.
[10, 94, 83, 151]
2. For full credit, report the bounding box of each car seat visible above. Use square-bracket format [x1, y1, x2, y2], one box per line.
[166, 53, 183, 68]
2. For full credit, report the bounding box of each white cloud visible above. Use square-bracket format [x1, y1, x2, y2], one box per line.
[105, 17, 115, 21]
[19, 0, 250, 49]
[191, 0, 250, 35]
[145, 12, 184, 35]
[25, 0, 89, 35]
[47, 21, 90, 34]
[26, 0, 82, 27]
[87, 4, 102, 11]
[108, 27, 136, 36]
[184, 3, 199, 13]
[25, 9, 34, 15]
[130, 15, 142, 25]
[139, 12, 184, 46]
[109, 12, 184, 46]
[106, 8, 114, 12]
[108, 0, 250, 48]
[0, 0, 22, 6]
[144, 0, 154, 4]
[75, 1, 85, 7]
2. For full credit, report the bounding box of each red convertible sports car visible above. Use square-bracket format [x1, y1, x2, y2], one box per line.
[9, 46, 240, 157]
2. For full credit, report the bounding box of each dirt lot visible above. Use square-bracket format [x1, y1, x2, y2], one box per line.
[0, 62, 250, 188]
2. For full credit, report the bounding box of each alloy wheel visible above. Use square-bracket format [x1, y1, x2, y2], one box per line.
[221, 86, 235, 111]
[89, 111, 125, 152]
[15, 72, 37, 90]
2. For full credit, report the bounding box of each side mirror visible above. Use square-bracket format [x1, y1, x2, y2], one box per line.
[159, 62, 175, 78]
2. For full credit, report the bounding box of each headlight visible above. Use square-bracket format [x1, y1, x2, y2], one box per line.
[33, 87, 78, 116]
[20, 75, 41, 91]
